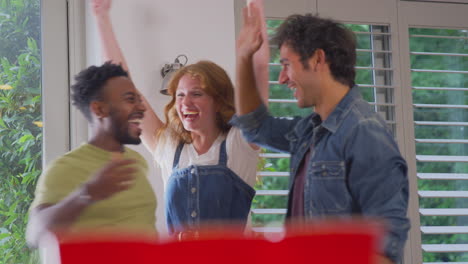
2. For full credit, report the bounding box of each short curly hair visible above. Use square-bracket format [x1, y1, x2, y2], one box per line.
[272, 14, 356, 87]
[71, 62, 129, 121]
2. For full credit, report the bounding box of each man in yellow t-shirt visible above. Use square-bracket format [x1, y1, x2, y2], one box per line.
[27, 62, 157, 247]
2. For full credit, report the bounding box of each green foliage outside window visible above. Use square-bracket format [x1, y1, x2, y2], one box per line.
[410, 27, 468, 262]
[0, 0, 41, 262]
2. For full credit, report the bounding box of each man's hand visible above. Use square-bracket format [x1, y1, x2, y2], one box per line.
[91, 0, 112, 17]
[26, 155, 137, 248]
[84, 158, 137, 201]
[236, 2, 264, 60]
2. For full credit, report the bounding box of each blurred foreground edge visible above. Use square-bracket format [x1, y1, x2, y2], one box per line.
[45, 219, 384, 264]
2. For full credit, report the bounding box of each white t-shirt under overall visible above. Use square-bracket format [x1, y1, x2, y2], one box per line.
[153, 127, 259, 189]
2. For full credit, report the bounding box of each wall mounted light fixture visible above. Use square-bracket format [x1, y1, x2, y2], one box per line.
[160, 54, 188, 95]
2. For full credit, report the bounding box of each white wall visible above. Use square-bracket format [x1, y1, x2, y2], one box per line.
[86, 0, 237, 234]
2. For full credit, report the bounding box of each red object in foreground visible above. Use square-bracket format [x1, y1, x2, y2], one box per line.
[58, 221, 382, 264]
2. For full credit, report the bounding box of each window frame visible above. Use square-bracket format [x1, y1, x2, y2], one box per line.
[42, 0, 89, 162]
[397, 1, 468, 263]
[68, 0, 89, 149]
[41, 0, 71, 165]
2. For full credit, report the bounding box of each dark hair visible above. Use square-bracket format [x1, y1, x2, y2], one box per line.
[71, 62, 129, 121]
[272, 14, 356, 87]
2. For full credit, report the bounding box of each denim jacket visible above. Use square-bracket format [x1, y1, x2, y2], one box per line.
[231, 87, 410, 263]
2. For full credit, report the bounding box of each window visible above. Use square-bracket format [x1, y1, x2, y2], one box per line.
[0, 1, 42, 261]
[236, 1, 468, 263]
[398, 2, 468, 263]
[0, 0, 69, 262]
[409, 27, 468, 263]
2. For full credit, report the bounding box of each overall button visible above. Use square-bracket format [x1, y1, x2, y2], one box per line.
[191, 211, 197, 218]
[190, 168, 195, 174]
[322, 171, 327, 176]
[191, 187, 197, 194]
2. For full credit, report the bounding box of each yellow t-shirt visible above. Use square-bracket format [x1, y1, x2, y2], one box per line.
[31, 143, 157, 236]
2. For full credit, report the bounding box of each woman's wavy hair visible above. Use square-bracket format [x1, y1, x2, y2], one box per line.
[156, 60, 235, 144]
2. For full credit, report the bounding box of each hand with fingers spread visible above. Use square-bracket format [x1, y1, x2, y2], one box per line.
[91, 0, 112, 16]
[84, 158, 137, 202]
[236, 2, 264, 59]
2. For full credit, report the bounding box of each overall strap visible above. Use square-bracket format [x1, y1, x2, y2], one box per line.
[218, 139, 228, 166]
[172, 142, 185, 169]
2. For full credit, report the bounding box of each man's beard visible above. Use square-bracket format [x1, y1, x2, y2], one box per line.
[110, 110, 141, 145]
[116, 125, 141, 145]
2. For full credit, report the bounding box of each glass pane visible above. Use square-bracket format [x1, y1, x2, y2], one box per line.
[253, 195, 288, 212]
[412, 72, 467, 88]
[0, 0, 41, 262]
[269, 65, 281, 86]
[269, 102, 312, 117]
[353, 25, 395, 137]
[356, 51, 373, 67]
[346, 24, 370, 32]
[423, 252, 468, 262]
[411, 55, 468, 72]
[270, 83, 293, 99]
[263, 157, 290, 172]
[414, 108, 468, 122]
[411, 26, 468, 263]
[415, 125, 466, 139]
[417, 161, 468, 174]
[270, 47, 280, 64]
[416, 143, 468, 156]
[356, 69, 394, 87]
[355, 34, 372, 50]
[413, 90, 468, 105]
[409, 28, 468, 54]
[267, 19, 283, 34]
[422, 234, 468, 245]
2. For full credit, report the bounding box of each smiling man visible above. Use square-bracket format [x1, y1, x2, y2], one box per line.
[232, 5, 409, 264]
[26, 62, 157, 247]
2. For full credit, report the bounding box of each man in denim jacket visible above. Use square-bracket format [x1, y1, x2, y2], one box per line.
[233, 5, 409, 264]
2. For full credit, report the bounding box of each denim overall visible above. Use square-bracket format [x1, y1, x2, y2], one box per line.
[165, 139, 256, 234]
